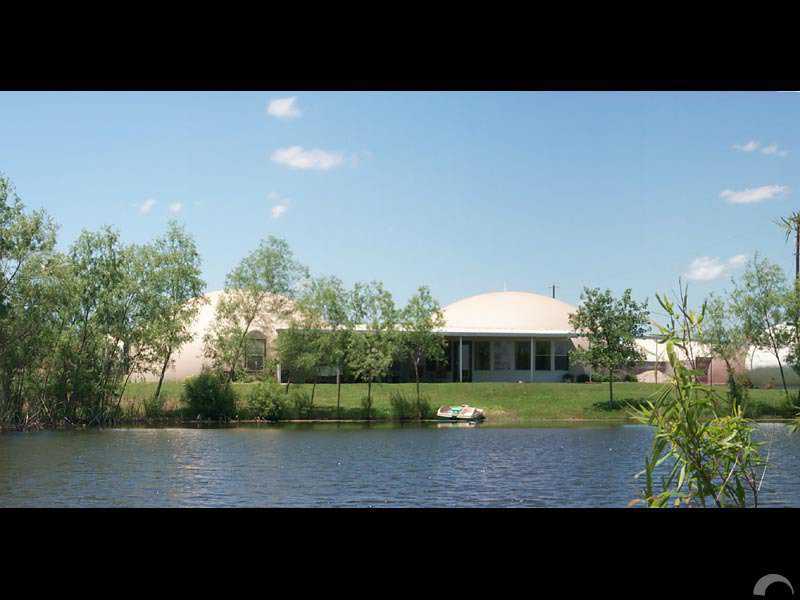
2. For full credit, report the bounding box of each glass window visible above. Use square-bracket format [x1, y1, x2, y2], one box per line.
[245, 337, 266, 371]
[492, 341, 513, 370]
[554, 340, 570, 371]
[535, 340, 551, 371]
[476, 341, 491, 370]
[515, 341, 531, 370]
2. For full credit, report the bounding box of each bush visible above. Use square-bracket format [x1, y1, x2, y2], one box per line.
[624, 373, 638, 383]
[390, 391, 433, 420]
[248, 382, 288, 422]
[142, 394, 166, 419]
[413, 395, 434, 419]
[390, 391, 412, 420]
[562, 373, 575, 383]
[182, 371, 236, 420]
[576, 373, 591, 383]
[292, 391, 314, 419]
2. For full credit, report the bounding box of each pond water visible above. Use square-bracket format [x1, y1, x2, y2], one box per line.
[1, 422, 799, 507]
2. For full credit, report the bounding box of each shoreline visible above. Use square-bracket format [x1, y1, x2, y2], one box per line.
[2, 416, 795, 433]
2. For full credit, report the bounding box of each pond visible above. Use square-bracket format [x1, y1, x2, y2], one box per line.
[1, 422, 799, 507]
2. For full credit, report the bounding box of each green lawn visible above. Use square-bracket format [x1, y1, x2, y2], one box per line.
[120, 380, 799, 422]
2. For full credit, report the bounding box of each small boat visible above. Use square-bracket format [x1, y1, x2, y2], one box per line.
[436, 404, 486, 421]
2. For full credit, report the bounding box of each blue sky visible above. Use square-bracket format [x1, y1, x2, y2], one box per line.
[2, 91, 799, 311]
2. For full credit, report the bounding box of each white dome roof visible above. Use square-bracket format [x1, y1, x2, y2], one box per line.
[441, 291, 577, 335]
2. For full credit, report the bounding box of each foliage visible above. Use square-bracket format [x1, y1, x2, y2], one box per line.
[247, 381, 287, 421]
[568, 287, 650, 402]
[146, 221, 206, 405]
[397, 286, 446, 402]
[291, 390, 314, 419]
[294, 276, 355, 416]
[730, 254, 792, 401]
[182, 371, 236, 420]
[204, 237, 308, 381]
[347, 281, 398, 409]
[631, 287, 765, 508]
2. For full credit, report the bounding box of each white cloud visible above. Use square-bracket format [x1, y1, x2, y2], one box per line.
[761, 143, 789, 157]
[268, 191, 290, 219]
[267, 97, 301, 119]
[138, 198, 156, 215]
[719, 184, 788, 204]
[733, 140, 760, 152]
[168, 202, 183, 215]
[271, 204, 289, 219]
[685, 254, 748, 282]
[270, 146, 344, 170]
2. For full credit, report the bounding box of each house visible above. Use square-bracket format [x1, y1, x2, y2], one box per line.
[146, 289, 739, 385]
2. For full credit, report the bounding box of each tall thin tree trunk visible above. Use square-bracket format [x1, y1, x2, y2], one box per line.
[153, 348, 172, 404]
[795, 224, 799, 283]
[608, 368, 614, 404]
[414, 361, 420, 404]
[336, 364, 341, 420]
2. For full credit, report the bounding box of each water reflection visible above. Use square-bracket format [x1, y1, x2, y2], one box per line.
[0, 423, 798, 507]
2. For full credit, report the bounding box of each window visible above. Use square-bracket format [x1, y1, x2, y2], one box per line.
[535, 340, 551, 371]
[515, 341, 531, 370]
[476, 341, 491, 370]
[492, 341, 513, 370]
[245, 337, 266, 371]
[554, 340, 570, 371]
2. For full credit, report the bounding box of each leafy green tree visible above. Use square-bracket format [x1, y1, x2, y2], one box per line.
[0, 176, 58, 424]
[701, 293, 750, 406]
[279, 277, 354, 417]
[147, 221, 206, 406]
[275, 310, 325, 398]
[347, 281, 398, 417]
[568, 287, 649, 403]
[632, 289, 764, 508]
[204, 237, 308, 381]
[398, 286, 446, 405]
[730, 254, 791, 401]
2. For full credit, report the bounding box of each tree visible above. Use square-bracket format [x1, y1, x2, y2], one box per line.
[347, 281, 398, 418]
[0, 176, 58, 425]
[776, 211, 800, 283]
[204, 237, 308, 382]
[568, 287, 650, 403]
[275, 300, 326, 399]
[632, 290, 764, 508]
[294, 276, 354, 417]
[701, 293, 749, 406]
[147, 221, 206, 406]
[398, 286, 446, 405]
[730, 254, 791, 401]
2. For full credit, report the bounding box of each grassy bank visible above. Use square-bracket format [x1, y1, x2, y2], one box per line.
[119, 381, 800, 423]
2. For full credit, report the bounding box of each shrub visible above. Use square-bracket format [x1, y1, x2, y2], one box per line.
[292, 391, 314, 419]
[248, 382, 287, 422]
[182, 370, 236, 420]
[142, 395, 166, 419]
[390, 391, 412, 420]
[413, 394, 433, 419]
[562, 373, 575, 383]
[624, 373, 638, 383]
[576, 373, 591, 383]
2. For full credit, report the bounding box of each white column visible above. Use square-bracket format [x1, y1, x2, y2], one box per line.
[459, 336, 463, 383]
[276, 362, 282, 383]
[530, 337, 534, 382]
